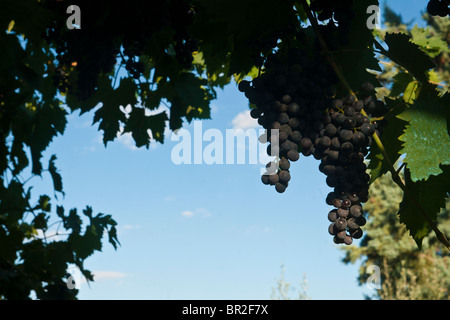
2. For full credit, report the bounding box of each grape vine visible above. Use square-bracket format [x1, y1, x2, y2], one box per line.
[237, 0, 449, 247]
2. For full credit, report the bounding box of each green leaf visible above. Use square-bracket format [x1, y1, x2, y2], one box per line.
[93, 77, 137, 145]
[410, 25, 449, 58]
[37, 195, 51, 212]
[32, 212, 48, 230]
[108, 226, 119, 250]
[28, 101, 67, 175]
[10, 138, 29, 175]
[174, 73, 212, 120]
[398, 167, 449, 248]
[123, 107, 169, 147]
[383, 32, 435, 84]
[367, 99, 408, 183]
[389, 72, 414, 99]
[397, 87, 450, 181]
[402, 80, 418, 104]
[64, 209, 82, 235]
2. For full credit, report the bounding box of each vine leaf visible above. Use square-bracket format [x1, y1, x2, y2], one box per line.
[383, 32, 435, 84]
[389, 72, 416, 103]
[397, 87, 450, 181]
[123, 108, 168, 147]
[48, 155, 64, 196]
[410, 25, 449, 58]
[93, 77, 137, 145]
[398, 167, 449, 249]
[367, 98, 407, 183]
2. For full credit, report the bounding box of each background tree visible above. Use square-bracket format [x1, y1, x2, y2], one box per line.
[342, 173, 450, 300]
[270, 264, 310, 300]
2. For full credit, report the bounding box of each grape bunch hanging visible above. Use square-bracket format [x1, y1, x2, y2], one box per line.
[238, 47, 388, 245]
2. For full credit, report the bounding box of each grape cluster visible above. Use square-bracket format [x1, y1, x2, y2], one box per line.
[239, 47, 389, 245]
[322, 85, 388, 245]
[238, 47, 337, 194]
[427, 0, 449, 17]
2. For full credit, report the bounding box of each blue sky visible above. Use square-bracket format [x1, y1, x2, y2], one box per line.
[30, 0, 429, 300]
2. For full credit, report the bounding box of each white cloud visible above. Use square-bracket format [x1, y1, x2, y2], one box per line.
[181, 208, 211, 218]
[181, 210, 194, 218]
[116, 130, 139, 151]
[231, 110, 259, 130]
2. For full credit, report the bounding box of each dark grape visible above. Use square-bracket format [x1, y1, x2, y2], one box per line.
[328, 209, 338, 222]
[360, 123, 375, 136]
[275, 183, 287, 193]
[287, 150, 300, 162]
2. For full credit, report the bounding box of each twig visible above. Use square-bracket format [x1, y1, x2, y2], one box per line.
[396, 162, 406, 175]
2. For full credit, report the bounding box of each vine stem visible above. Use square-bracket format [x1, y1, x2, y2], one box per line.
[378, 60, 448, 88]
[299, 0, 450, 250]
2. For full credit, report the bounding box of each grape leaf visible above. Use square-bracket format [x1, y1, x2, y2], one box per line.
[123, 107, 169, 147]
[397, 87, 450, 181]
[389, 72, 414, 99]
[93, 77, 137, 145]
[398, 166, 449, 249]
[367, 98, 407, 184]
[410, 25, 449, 58]
[48, 155, 63, 195]
[383, 32, 435, 84]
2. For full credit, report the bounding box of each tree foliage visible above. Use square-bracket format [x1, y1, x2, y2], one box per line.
[0, 0, 449, 299]
[342, 173, 450, 300]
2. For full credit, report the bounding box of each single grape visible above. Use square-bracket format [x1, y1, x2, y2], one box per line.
[349, 205, 363, 218]
[287, 149, 300, 162]
[328, 209, 338, 222]
[279, 157, 290, 170]
[279, 170, 291, 184]
[335, 218, 347, 231]
[275, 182, 287, 193]
[343, 236, 353, 245]
[337, 208, 349, 218]
[360, 123, 375, 136]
